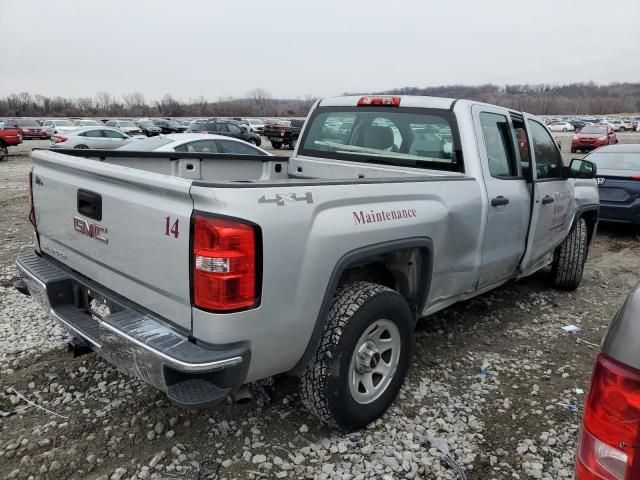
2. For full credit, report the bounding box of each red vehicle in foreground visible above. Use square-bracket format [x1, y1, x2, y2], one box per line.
[571, 125, 617, 153]
[0, 125, 23, 161]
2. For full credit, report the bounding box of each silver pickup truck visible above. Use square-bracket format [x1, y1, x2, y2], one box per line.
[16, 95, 599, 431]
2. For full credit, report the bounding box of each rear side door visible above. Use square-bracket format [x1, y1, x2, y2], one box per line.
[473, 105, 531, 288]
[519, 115, 574, 271]
[83, 129, 109, 148]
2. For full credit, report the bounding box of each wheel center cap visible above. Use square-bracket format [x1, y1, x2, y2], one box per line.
[356, 341, 380, 373]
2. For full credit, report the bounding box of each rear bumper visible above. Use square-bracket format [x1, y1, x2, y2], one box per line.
[16, 251, 250, 407]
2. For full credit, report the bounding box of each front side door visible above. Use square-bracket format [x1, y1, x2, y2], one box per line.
[519, 115, 574, 271]
[473, 106, 531, 288]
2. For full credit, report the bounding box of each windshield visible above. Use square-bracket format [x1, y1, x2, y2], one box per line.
[116, 137, 174, 151]
[249, 119, 262, 124]
[299, 107, 462, 172]
[138, 121, 154, 127]
[81, 120, 101, 126]
[588, 152, 640, 171]
[167, 120, 181, 127]
[119, 121, 135, 127]
[16, 119, 40, 126]
[55, 120, 74, 126]
[581, 126, 606, 135]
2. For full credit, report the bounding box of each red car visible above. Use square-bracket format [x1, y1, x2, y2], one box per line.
[4, 118, 49, 139]
[0, 124, 23, 161]
[571, 125, 617, 153]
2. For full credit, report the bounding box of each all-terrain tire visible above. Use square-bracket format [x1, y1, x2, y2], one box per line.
[551, 217, 587, 290]
[298, 281, 413, 431]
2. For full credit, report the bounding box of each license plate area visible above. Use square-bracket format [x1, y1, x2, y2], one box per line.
[71, 284, 118, 321]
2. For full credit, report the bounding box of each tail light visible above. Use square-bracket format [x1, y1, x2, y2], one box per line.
[280, 128, 286, 137]
[576, 353, 640, 479]
[630, 176, 640, 181]
[28, 168, 36, 229]
[358, 96, 401, 106]
[51, 135, 67, 144]
[192, 214, 260, 312]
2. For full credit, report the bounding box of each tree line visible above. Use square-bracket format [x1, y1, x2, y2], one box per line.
[371, 82, 640, 115]
[0, 89, 317, 118]
[1, 82, 639, 118]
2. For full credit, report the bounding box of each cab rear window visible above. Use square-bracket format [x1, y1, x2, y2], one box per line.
[299, 107, 463, 172]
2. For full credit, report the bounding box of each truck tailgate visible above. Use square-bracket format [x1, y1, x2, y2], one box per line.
[31, 150, 194, 330]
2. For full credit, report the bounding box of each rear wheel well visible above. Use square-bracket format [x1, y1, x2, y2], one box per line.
[337, 247, 430, 316]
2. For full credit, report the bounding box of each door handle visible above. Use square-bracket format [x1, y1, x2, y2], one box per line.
[542, 195, 555, 205]
[491, 196, 510, 207]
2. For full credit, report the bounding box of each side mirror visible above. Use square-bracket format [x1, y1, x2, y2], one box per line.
[566, 158, 597, 179]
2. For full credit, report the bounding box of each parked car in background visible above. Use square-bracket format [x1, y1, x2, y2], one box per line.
[4, 118, 49, 139]
[548, 121, 575, 132]
[42, 119, 78, 135]
[619, 118, 634, 132]
[74, 119, 103, 127]
[571, 125, 617, 153]
[569, 120, 590, 132]
[245, 118, 265, 134]
[186, 119, 262, 145]
[0, 124, 23, 161]
[263, 118, 305, 149]
[105, 119, 142, 136]
[118, 133, 270, 155]
[576, 282, 640, 479]
[49, 126, 136, 150]
[587, 144, 640, 227]
[136, 120, 162, 136]
[152, 119, 187, 134]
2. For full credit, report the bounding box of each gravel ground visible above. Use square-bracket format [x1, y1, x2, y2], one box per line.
[1, 135, 639, 480]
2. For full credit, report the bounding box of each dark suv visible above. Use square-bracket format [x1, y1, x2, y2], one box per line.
[152, 119, 187, 134]
[187, 119, 261, 146]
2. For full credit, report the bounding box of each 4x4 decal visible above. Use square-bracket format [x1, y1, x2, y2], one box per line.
[258, 192, 313, 206]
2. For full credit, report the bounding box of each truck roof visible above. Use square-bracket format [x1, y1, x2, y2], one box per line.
[318, 95, 455, 110]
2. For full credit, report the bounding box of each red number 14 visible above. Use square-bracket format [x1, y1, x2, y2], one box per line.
[165, 217, 179, 238]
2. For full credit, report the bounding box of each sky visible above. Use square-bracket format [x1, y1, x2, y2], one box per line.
[1, 0, 638, 102]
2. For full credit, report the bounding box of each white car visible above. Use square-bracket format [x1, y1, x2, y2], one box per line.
[245, 118, 265, 134]
[74, 119, 103, 127]
[42, 119, 79, 135]
[104, 119, 143, 136]
[50, 126, 136, 150]
[117, 133, 271, 155]
[547, 121, 575, 132]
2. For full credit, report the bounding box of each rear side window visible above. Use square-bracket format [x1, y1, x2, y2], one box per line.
[528, 120, 563, 179]
[299, 107, 463, 172]
[83, 129, 104, 138]
[479, 112, 518, 178]
[217, 140, 266, 155]
[174, 140, 220, 153]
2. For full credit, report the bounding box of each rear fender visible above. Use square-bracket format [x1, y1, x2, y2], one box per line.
[288, 238, 433, 375]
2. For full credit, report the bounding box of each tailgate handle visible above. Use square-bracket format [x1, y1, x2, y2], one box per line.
[77, 189, 102, 221]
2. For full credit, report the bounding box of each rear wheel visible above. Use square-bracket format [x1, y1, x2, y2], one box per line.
[289, 138, 298, 150]
[551, 217, 587, 291]
[271, 142, 281, 149]
[74, 144, 89, 149]
[620, 127, 626, 132]
[298, 281, 413, 431]
[562, 127, 567, 132]
[0, 144, 8, 162]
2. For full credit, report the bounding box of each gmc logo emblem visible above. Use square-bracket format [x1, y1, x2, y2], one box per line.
[73, 216, 108, 243]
